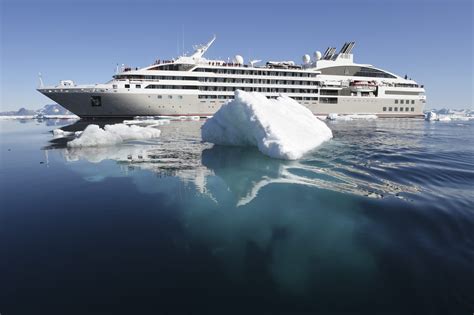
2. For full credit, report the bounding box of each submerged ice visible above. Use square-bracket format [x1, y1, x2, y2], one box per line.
[201, 91, 333, 160]
[67, 123, 161, 147]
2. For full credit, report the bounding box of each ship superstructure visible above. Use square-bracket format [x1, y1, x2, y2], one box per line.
[38, 36, 426, 118]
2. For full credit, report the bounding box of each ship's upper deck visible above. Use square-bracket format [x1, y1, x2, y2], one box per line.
[113, 36, 422, 88]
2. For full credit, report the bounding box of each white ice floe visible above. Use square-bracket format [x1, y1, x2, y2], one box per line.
[425, 111, 474, 121]
[0, 115, 36, 120]
[153, 115, 201, 121]
[123, 119, 171, 126]
[67, 123, 161, 147]
[43, 114, 79, 119]
[0, 115, 79, 120]
[52, 129, 82, 139]
[425, 111, 439, 121]
[201, 90, 333, 160]
[438, 115, 452, 122]
[327, 113, 378, 121]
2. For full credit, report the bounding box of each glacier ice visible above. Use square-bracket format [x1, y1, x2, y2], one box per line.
[201, 91, 333, 160]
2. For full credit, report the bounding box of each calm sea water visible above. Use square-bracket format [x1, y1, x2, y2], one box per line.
[1, 118, 473, 314]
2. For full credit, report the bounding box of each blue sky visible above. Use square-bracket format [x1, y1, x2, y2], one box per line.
[1, 0, 472, 110]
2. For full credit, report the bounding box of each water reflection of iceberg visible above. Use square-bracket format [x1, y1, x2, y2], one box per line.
[184, 148, 379, 296]
[202, 145, 420, 206]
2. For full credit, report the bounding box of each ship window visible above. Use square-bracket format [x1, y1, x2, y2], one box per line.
[178, 95, 183, 99]
[400, 107, 404, 111]
[90, 96, 102, 107]
[125, 84, 130, 88]
[383, 107, 387, 111]
[157, 95, 162, 99]
[411, 107, 415, 112]
[389, 107, 392, 111]
[394, 107, 398, 111]
[400, 100, 404, 104]
[411, 100, 415, 104]
[395, 99, 398, 104]
[405, 107, 409, 111]
[168, 95, 172, 99]
[136, 84, 141, 88]
[319, 66, 396, 78]
[113, 84, 117, 89]
[320, 97, 338, 104]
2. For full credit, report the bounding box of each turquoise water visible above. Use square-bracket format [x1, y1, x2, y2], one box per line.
[1, 118, 473, 314]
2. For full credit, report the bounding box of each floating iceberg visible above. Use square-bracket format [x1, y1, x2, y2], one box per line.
[201, 91, 333, 160]
[67, 123, 161, 147]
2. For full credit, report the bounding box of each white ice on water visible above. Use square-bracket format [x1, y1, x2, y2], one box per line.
[53, 129, 73, 138]
[438, 116, 452, 122]
[327, 113, 378, 121]
[201, 90, 333, 160]
[425, 111, 439, 121]
[67, 123, 161, 147]
[123, 119, 171, 126]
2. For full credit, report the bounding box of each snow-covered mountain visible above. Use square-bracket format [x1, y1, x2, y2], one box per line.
[0, 104, 74, 116]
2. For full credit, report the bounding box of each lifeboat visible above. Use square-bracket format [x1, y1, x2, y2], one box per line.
[349, 80, 377, 92]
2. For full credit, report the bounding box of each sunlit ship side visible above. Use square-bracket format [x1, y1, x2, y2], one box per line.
[37, 36, 426, 118]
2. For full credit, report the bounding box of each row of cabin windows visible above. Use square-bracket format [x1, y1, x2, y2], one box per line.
[199, 86, 317, 93]
[115, 75, 319, 85]
[197, 77, 319, 85]
[123, 84, 142, 89]
[320, 97, 338, 104]
[319, 66, 397, 79]
[320, 89, 339, 96]
[198, 95, 234, 100]
[395, 99, 415, 105]
[198, 95, 318, 101]
[116, 75, 199, 81]
[145, 85, 319, 94]
[383, 107, 415, 112]
[155, 95, 183, 99]
[145, 85, 198, 90]
[193, 68, 317, 77]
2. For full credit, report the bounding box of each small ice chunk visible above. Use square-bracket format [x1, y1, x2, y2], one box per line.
[438, 115, 451, 121]
[425, 111, 439, 121]
[52, 129, 74, 138]
[123, 119, 171, 125]
[201, 91, 333, 160]
[347, 114, 377, 120]
[67, 123, 161, 147]
[327, 113, 377, 121]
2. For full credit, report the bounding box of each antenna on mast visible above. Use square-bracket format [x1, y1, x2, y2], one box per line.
[182, 25, 185, 56]
[177, 32, 179, 56]
[38, 72, 44, 88]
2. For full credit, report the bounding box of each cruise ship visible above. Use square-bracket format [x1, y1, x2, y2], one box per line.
[37, 36, 426, 118]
